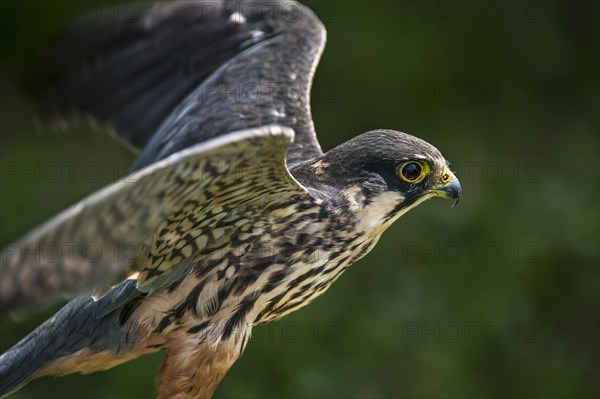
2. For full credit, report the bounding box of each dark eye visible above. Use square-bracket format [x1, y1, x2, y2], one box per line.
[398, 161, 426, 183]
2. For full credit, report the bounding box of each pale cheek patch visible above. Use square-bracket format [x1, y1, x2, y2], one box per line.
[357, 192, 434, 236]
[343, 185, 366, 213]
[357, 192, 405, 233]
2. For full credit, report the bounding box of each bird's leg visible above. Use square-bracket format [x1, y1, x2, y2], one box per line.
[157, 322, 252, 399]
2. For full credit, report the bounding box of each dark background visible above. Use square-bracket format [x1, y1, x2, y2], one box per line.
[1, 0, 598, 398]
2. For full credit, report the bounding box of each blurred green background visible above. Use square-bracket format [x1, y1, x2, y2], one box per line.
[0, 0, 598, 398]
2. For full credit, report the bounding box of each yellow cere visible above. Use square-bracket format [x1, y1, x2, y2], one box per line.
[441, 172, 451, 183]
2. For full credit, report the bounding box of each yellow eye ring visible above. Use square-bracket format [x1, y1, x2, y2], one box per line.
[398, 161, 429, 183]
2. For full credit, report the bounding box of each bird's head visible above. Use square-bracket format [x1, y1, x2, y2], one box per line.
[296, 129, 461, 233]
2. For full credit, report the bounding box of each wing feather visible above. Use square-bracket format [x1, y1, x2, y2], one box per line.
[0, 125, 307, 316]
[40, 0, 326, 165]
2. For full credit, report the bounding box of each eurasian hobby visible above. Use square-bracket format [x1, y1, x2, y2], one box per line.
[0, 1, 461, 398]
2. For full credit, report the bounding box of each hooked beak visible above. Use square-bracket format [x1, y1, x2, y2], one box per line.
[432, 172, 462, 207]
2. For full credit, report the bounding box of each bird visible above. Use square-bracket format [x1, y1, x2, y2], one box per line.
[0, 0, 461, 398]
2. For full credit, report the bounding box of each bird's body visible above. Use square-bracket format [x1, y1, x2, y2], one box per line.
[0, 1, 461, 398]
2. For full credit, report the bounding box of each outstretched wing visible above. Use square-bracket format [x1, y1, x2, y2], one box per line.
[0, 126, 309, 316]
[41, 0, 326, 166]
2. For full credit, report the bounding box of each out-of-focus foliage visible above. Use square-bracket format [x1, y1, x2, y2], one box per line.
[0, 1, 598, 398]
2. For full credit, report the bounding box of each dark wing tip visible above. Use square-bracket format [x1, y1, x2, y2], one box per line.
[35, 0, 326, 159]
